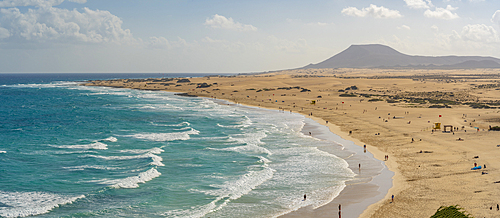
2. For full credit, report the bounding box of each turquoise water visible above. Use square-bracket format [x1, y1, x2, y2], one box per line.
[0, 74, 354, 218]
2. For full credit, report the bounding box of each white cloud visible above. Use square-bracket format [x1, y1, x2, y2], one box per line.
[431, 25, 439, 31]
[68, 0, 86, 3]
[341, 4, 402, 18]
[0, 6, 134, 44]
[0, 0, 87, 7]
[0, 27, 9, 38]
[424, 5, 459, 20]
[491, 10, 500, 27]
[204, 14, 257, 31]
[404, 0, 433, 9]
[397, 25, 411, 30]
[147, 36, 170, 49]
[461, 24, 498, 43]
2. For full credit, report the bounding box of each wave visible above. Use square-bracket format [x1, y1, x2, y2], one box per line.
[152, 121, 190, 127]
[2, 81, 79, 89]
[0, 151, 5, 154]
[62, 165, 124, 171]
[50, 142, 108, 150]
[0, 191, 84, 218]
[216, 115, 253, 129]
[85, 152, 164, 166]
[125, 129, 199, 142]
[174, 164, 275, 217]
[100, 168, 161, 189]
[119, 147, 164, 154]
[209, 144, 272, 155]
[102, 137, 118, 142]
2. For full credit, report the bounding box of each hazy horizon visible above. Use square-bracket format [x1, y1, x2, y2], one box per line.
[1, 0, 500, 73]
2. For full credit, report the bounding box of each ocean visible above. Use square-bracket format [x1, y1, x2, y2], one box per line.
[0, 73, 355, 218]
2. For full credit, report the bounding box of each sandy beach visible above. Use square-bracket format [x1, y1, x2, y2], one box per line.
[84, 68, 500, 218]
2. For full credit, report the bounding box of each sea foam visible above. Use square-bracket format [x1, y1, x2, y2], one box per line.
[0, 191, 84, 218]
[102, 137, 118, 142]
[86, 152, 164, 166]
[102, 168, 161, 189]
[50, 142, 108, 150]
[126, 129, 199, 142]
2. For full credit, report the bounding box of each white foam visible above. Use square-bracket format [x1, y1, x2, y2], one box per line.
[4, 82, 79, 89]
[152, 121, 190, 127]
[86, 152, 164, 166]
[50, 142, 108, 150]
[62, 165, 123, 171]
[102, 168, 161, 189]
[0, 191, 84, 218]
[102, 137, 117, 142]
[166, 165, 275, 218]
[126, 129, 199, 142]
[211, 144, 272, 155]
[120, 147, 164, 154]
[0, 151, 6, 154]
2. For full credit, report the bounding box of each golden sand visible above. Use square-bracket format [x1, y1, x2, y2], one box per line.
[84, 68, 500, 218]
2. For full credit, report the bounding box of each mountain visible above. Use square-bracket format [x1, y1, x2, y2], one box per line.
[302, 44, 500, 69]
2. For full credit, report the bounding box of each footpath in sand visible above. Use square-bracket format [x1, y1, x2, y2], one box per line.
[85, 68, 500, 218]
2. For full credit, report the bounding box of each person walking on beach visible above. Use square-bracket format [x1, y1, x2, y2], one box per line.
[338, 204, 341, 218]
[303, 194, 306, 201]
[391, 195, 394, 202]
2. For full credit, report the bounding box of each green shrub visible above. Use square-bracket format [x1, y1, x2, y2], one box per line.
[430, 205, 473, 218]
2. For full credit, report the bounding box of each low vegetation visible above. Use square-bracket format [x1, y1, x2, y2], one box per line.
[430, 205, 473, 218]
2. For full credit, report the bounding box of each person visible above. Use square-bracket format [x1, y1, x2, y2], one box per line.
[391, 194, 394, 202]
[309, 132, 311, 136]
[359, 163, 361, 170]
[497, 204, 499, 210]
[412, 138, 414, 142]
[484, 164, 486, 169]
[304, 194, 306, 201]
[474, 163, 477, 167]
[339, 204, 341, 211]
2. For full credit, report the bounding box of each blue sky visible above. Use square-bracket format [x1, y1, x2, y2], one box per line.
[0, 0, 499, 73]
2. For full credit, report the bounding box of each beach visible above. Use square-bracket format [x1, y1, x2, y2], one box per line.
[84, 68, 500, 218]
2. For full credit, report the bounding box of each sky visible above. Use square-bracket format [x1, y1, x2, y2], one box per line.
[1, 0, 500, 73]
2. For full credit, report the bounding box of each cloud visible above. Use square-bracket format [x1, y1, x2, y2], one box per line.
[397, 25, 411, 30]
[204, 14, 257, 31]
[341, 4, 402, 18]
[0, 0, 86, 7]
[146, 36, 170, 49]
[431, 25, 439, 31]
[404, 0, 433, 9]
[491, 10, 500, 27]
[424, 5, 459, 20]
[68, 0, 86, 3]
[460, 24, 498, 43]
[0, 27, 9, 38]
[0, 6, 134, 44]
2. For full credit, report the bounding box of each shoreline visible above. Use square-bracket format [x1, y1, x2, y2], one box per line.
[282, 117, 393, 218]
[213, 99, 394, 218]
[85, 81, 396, 217]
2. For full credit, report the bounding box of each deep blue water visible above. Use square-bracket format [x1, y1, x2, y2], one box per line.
[0, 73, 354, 218]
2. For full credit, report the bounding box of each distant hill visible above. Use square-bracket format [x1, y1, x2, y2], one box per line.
[302, 44, 500, 69]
